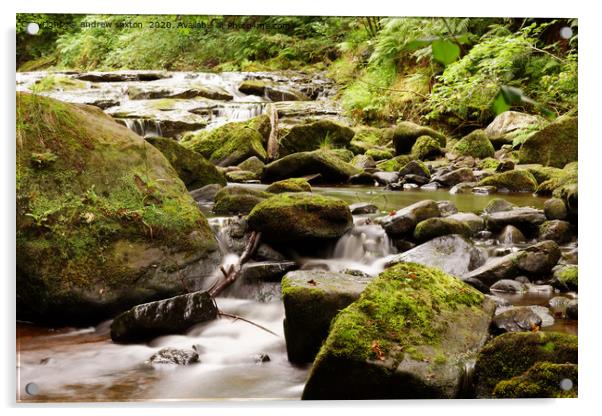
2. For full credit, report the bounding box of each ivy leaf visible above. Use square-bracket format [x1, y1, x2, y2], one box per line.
[431, 39, 460, 66]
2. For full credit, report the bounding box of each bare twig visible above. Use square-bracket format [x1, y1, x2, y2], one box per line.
[218, 312, 280, 337]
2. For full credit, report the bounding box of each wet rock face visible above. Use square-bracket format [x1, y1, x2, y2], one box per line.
[433, 167, 476, 187]
[247, 192, 353, 245]
[110, 291, 218, 344]
[377, 200, 441, 237]
[146, 347, 200, 366]
[386, 235, 485, 277]
[281, 270, 371, 364]
[302, 263, 495, 400]
[484, 207, 547, 234]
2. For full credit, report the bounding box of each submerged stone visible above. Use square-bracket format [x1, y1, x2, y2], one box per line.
[146, 347, 200, 366]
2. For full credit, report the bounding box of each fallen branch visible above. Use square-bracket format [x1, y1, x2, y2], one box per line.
[266, 104, 279, 160]
[218, 311, 280, 337]
[208, 231, 262, 297]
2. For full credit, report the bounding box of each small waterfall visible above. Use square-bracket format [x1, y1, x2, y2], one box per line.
[123, 118, 162, 138]
[458, 359, 477, 398]
[333, 218, 395, 264]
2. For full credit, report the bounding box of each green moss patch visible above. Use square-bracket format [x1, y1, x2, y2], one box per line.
[30, 74, 86, 93]
[453, 130, 495, 159]
[478, 170, 538, 192]
[213, 186, 271, 215]
[518, 116, 577, 168]
[266, 178, 311, 193]
[493, 362, 577, 398]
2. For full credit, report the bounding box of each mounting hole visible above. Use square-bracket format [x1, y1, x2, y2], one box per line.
[560, 378, 574, 391]
[25, 382, 39, 396]
[26, 22, 40, 35]
[559, 26, 573, 40]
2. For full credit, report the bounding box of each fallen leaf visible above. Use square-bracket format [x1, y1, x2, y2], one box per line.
[371, 340, 385, 361]
[307, 279, 318, 286]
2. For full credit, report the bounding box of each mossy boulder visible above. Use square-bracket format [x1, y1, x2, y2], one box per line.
[518, 116, 578, 168]
[378, 200, 441, 237]
[262, 150, 360, 184]
[536, 162, 578, 215]
[278, 119, 355, 156]
[478, 170, 538, 192]
[145, 136, 226, 189]
[544, 197, 568, 220]
[302, 263, 495, 399]
[225, 169, 258, 182]
[484, 111, 545, 148]
[376, 155, 413, 172]
[478, 158, 501, 171]
[413, 218, 473, 243]
[388, 121, 446, 155]
[474, 331, 578, 398]
[350, 154, 376, 170]
[327, 148, 355, 163]
[538, 220, 573, 243]
[492, 362, 577, 398]
[180, 115, 270, 166]
[16, 93, 221, 324]
[238, 79, 268, 95]
[483, 198, 516, 214]
[453, 130, 495, 159]
[237, 156, 265, 176]
[411, 135, 443, 160]
[552, 265, 578, 292]
[281, 270, 371, 363]
[365, 148, 394, 161]
[265, 178, 311, 193]
[213, 186, 271, 215]
[247, 192, 353, 245]
[399, 160, 430, 179]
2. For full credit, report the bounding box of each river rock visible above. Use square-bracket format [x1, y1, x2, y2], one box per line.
[247, 193, 353, 245]
[474, 331, 578, 398]
[548, 296, 572, 318]
[262, 149, 360, 184]
[452, 130, 495, 159]
[373, 171, 400, 185]
[464, 241, 561, 286]
[421, 182, 442, 191]
[189, 183, 224, 202]
[377, 200, 440, 237]
[180, 115, 270, 166]
[483, 198, 516, 214]
[265, 178, 312, 193]
[225, 169, 258, 182]
[436, 200, 458, 217]
[566, 300, 578, 320]
[551, 265, 578, 292]
[349, 202, 379, 215]
[212, 186, 271, 215]
[16, 93, 222, 324]
[484, 207, 546, 234]
[399, 160, 430, 179]
[146, 347, 200, 366]
[490, 279, 527, 293]
[350, 154, 376, 170]
[538, 220, 573, 243]
[110, 291, 218, 343]
[411, 136, 443, 160]
[434, 167, 476, 187]
[386, 235, 485, 277]
[388, 121, 446, 155]
[302, 263, 495, 399]
[413, 217, 473, 242]
[527, 305, 555, 327]
[145, 136, 227, 189]
[518, 116, 578, 168]
[543, 197, 568, 220]
[449, 182, 476, 194]
[240, 261, 298, 282]
[237, 156, 265, 176]
[498, 225, 526, 244]
[491, 306, 542, 334]
[281, 270, 370, 363]
[448, 213, 485, 233]
[472, 186, 497, 195]
[76, 71, 168, 82]
[484, 111, 544, 145]
[478, 170, 538, 192]
[278, 120, 355, 156]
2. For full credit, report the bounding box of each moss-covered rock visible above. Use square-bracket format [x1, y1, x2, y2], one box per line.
[281, 270, 370, 363]
[518, 116, 578, 168]
[302, 263, 495, 399]
[478, 170, 538, 192]
[265, 178, 311, 193]
[225, 169, 258, 182]
[237, 156, 265, 176]
[474, 331, 578, 398]
[492, 362, 577, 398]
[453, 130, 495, 159]
[378, 200, 441, 237]
[238, 79, 268, 95]
[387, 121, 446, 155]
[247, 192, 353, 244]
[483, 198, 516, 214]
[16, 93, 221, 324]
[30, 74, 86, 93]
[278, 119, 355, 156]
[536, 162, 578, 215]
[411, 135, 443, 160]
[552, 265, 578, 292]
[544, 197, 568, 220]
[212, 186, 271, 215]
[262, 149, 360, 184]
[478, 158, 501, 171]
[365, 148, 394, 161]
[522, 165, 564, 185]
[538, 220, 573, 243]
[180, 115, 270, 166]
[145, 137, 226, 189]
[399, 160, 430, 179]
[327, 148, 355, 163]
[484, 111, 545, 149]
[413, 217, 473, 243]
[375, 155, 413, 172]
[350, 154, 376, 170]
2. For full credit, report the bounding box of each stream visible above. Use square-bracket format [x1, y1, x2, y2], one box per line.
[16, 70, 577, 402]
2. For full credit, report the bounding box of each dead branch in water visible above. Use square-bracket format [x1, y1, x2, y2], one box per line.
[218, 312, 280, 337]
[208, 231, 262, 297]
[266, 104, 279, 160]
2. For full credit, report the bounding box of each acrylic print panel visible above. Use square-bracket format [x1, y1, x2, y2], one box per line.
[15, 14, 578, 402]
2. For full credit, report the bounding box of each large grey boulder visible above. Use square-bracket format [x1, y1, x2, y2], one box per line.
[484, 207, 547, 234]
